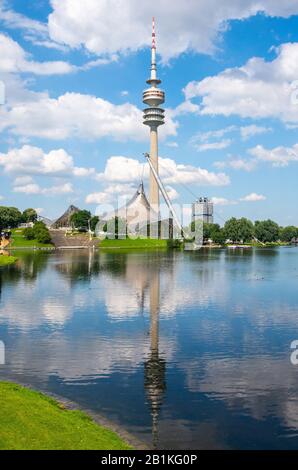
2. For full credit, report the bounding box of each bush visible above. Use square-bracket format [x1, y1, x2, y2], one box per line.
[35, 229, 51, 244]
[167, 239, 183, 249]
[22, 221, 52, 244]
[23, 227, 35, 240]
[33, 221, 47, 234]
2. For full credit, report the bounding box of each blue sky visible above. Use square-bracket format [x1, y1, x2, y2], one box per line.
[0, 0, 298, 225]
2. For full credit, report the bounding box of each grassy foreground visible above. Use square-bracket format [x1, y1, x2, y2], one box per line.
[10, 229, 53, 248]
[0, 382, 131, 450]
[100, 237, 168, 249]
[0, 256, 17, 266]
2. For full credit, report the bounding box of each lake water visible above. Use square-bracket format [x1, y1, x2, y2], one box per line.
[1, 247, 298, 449]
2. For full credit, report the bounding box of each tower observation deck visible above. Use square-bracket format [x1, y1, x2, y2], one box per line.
[143, 18, 165, 212]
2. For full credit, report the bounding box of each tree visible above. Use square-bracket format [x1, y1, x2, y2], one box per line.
[238, 218, 254, 242]
[35, 229, 51, 244]
[90, 216, 99, 232]
[23, 227, 35, 240]
[70, 210, 91, 231]
[223, 217, 254, 243]
[203, 223, 221, 240]
[279, 226, 298, 242]
[212, 229, 226, 245]
[254, 219, 280, 243]
[22, 208, 37, 223]
[0, 206, 22, 230]
[32, 221, 47, 236]
[190, 222, 221, 241]
[224, 218, 240, 242]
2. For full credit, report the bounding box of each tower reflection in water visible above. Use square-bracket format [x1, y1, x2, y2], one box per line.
[144, 267, 166, 449]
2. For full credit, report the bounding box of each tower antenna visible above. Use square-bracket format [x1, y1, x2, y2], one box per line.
[152, 16, 156, 49]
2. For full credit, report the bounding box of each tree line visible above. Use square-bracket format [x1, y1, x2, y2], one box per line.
[1, 206, 297, 244]
[0, 207, 51, 244]
[0, 206, 38, 231]
[196, 218, 298, 244]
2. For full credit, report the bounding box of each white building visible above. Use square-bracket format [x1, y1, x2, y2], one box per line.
[192, 197, 214, 224]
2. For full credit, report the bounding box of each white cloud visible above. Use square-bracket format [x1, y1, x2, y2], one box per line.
[95, 156, 147, 183]
[0, 1, 69, 52]
[0, 145, 95, 178]
[183, 42, 298, 123]
[240, 192, 266, 202]
[195, 139, 232, 152]
[194, 126, 237, 143]
[170, 100, 200, 117]
[240, 124, 271, 140]
[85, 183, 136, 205]
[166, 142, 178, 148]
[24, 37, 69, 52]
[0, 33, 74, 75]
[1, 145, 71, 175]
[13, 182, 73, 195]
[35, 207, 44, 215]
[165, 185, 179, 201]
[158, 157, 230, 186]
[214, 141, 298, 171]
[13, 175, 34, 185]
[0, 92, 177, 141]
[0, 1, 47, 36]
[72, 167, 95, 177]
[86, 155, 228, 207]
[214, 157, 257, 172]
[95, 155, 230, 187]
[78, 55, 118, 71]
[85, 192, 111, 205]
[191, 126, 236, 152]
[48, 0, 298, 62]
[192, 124, 271, 152]
[211, 193, 265, 205]
[249, 143, 298, 167]
[0, 195, 4, 201]
[211, 197, 237, 206]
[228, 158, 257, 171]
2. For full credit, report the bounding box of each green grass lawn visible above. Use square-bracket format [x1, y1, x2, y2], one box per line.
[100, 237, 168, 249]
[0, 256, 17, 266]
[10, 229, 54, 248]
[0, 382, 131, 450]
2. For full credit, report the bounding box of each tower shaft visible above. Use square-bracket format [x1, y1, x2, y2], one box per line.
[149, 126, 159, 209]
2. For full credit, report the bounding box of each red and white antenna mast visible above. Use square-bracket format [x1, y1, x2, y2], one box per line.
[152, 16, 156, 49]
[150, 17, 157, 81]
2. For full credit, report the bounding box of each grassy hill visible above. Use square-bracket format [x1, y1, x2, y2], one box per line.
[0, 382, 131, 450]
[10, 229, 53, 249]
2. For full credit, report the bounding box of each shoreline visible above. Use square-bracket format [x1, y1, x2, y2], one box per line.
[5, 243, 293, 252]
[0, 377, 149, 450]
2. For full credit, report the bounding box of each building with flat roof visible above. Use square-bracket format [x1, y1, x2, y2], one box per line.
[192, 197, 214, 224]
